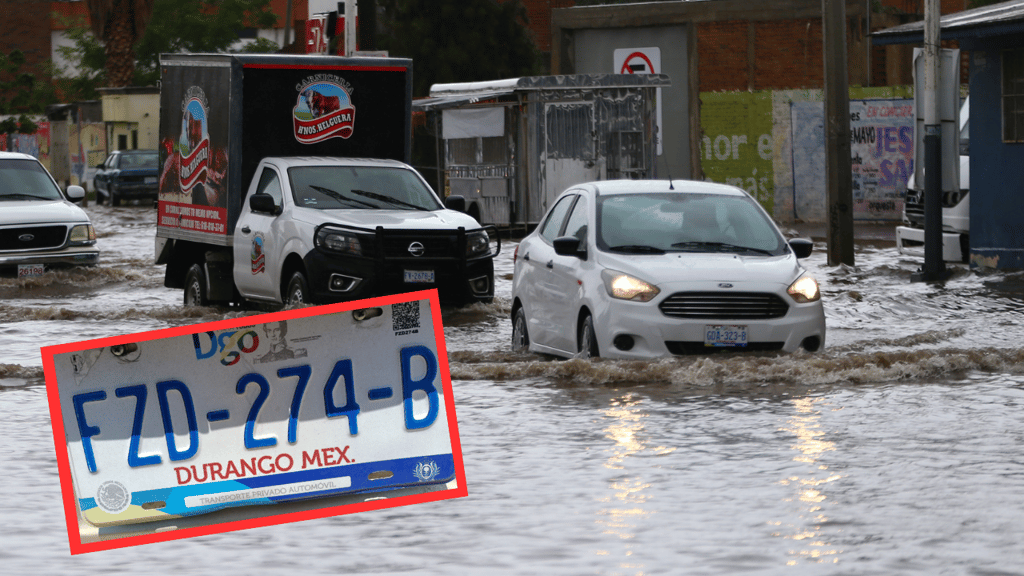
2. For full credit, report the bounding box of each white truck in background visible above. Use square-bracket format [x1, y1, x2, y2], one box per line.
[896, 97, 970, 263]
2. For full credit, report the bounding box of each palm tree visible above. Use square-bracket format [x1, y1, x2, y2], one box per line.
[85, 0, 154, 87]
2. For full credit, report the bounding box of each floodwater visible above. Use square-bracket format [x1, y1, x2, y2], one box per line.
[2, 203, 1024, 575]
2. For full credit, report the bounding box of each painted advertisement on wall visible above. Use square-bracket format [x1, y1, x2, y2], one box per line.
[699, 92, 774, 214]
[791, 99, 913, 222]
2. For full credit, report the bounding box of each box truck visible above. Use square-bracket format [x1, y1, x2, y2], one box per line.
[155, 53, 497, 307]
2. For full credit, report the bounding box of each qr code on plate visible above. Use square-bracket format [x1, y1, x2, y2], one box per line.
[392, 301, 421, 334]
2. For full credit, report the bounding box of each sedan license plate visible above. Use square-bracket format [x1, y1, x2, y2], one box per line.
[144, 176, 157, 184]
[704, 325, 748, 347]
[404, 270, 434, 283]
[47, 297, 458, 527]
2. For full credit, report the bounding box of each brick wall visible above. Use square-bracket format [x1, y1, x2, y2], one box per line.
[0, 1, 52, 82]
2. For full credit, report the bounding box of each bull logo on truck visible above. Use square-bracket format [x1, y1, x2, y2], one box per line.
[179, 95, 211, 194]
[293, 76, 355, 144]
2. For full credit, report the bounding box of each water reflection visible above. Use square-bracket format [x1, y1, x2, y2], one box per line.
[594, 393, 674, 575]
[777, 396, 843, 565]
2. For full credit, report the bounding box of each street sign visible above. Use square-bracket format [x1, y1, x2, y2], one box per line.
[614, 47, 663, 156]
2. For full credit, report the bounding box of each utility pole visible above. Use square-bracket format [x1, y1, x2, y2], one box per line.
[912, 0, 949, 282]
[823, 0, 855, 266]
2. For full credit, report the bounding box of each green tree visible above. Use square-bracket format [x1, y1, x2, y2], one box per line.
[377, 0, 540, 96]
[0, 50, 45, 136]
[85, 0, 155, 87]
[134, 0, 278, 85]
[57, 0, 278, 91]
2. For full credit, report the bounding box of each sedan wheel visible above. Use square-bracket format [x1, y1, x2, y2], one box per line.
[577, 314, 599, 359]
[512, 307, 530, 353]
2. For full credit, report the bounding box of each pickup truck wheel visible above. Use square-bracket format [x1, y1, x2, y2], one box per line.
[512, 307, 530, 353]
[184, 264, 208, 306]
[286, 271, 310, 306]
[576, 313, 599, 359]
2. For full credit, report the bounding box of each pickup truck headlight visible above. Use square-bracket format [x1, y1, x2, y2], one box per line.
[601, 269, 660, 302]
[317, 228, 363, 256]
[466, 230, 490, 257]
[787, 274, 820, 303]
[68, 224, 96, 245]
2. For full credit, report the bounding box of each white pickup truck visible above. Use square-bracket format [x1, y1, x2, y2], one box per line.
[896, 98, 970, 263]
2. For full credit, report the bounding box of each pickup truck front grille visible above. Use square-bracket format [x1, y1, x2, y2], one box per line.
[659, 292, 789, 320]
[379, 235, 459, 258]
[0, 225, 68, 251]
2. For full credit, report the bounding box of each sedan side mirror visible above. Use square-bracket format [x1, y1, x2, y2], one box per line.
[553, 235, 587, 260]
[249, 193, 280, 215]
[789, 238, 814, 259]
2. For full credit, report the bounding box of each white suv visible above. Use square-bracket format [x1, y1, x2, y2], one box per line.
[0, 152, 98, 274]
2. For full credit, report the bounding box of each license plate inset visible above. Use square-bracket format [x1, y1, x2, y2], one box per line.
[704, 325, 748, 347]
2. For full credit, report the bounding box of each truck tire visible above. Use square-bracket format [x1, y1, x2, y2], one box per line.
[184, 264, 209, 307]
[285, 271, 310, 306]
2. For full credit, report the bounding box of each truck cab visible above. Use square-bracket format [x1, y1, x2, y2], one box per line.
[222, 157, 496, 306]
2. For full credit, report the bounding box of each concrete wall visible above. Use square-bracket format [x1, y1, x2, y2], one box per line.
[570, 25, 691, 180]
[100, 88, 160, 150]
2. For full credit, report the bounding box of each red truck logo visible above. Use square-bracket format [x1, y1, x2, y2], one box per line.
[293, 80, 355, 144]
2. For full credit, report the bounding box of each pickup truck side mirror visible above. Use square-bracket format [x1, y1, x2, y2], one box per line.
[445, 195, 466, 213]
[788, 238, 814, 259]
[249, 193, 280, 215]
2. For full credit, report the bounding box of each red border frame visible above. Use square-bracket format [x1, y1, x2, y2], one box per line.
[42, 289, 465, 554]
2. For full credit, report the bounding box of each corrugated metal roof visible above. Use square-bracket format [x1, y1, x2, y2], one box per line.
[415, 73, 672, 112]
[873, 0, 1024, 44]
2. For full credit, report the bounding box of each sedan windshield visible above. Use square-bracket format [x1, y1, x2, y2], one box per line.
[0, 159, 66, 201]
[288, 166, 442, 211]
[597, 192, 787, 255]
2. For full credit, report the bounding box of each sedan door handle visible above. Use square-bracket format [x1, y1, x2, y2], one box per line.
[546, 260, 554, 269]
[240, 226, 251, 234]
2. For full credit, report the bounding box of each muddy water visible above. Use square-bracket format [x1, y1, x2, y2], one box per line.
[2, 204, 1023, 574]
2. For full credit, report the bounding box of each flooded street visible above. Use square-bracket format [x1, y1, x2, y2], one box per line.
[2, 203, 1023, 575]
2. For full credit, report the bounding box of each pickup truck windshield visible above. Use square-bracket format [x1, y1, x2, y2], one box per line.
[0, 159, 66, 202]
[289, 165, 442, 211]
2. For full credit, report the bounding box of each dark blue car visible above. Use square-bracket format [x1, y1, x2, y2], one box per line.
[94, 149, 159, 206]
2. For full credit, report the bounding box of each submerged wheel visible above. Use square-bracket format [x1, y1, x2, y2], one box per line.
[184, 264, 208, 307]
[285, 270, 310, 306]
[511, 306, 530, 353]
[577, 313, 599, 359]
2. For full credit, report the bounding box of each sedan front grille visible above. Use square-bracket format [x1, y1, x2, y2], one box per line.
[659, 291, 789, 320]
[0, 225, 68, 251]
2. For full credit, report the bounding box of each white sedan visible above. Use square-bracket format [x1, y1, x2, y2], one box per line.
[510, 180, 825, 359]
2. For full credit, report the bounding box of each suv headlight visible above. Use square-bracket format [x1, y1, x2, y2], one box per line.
[601, 269, 660, 302]
[466, 230, 489, 257]
[787, 274, 820, 303]
[68, 224, 96, 245]
[317, 228, 363, 256]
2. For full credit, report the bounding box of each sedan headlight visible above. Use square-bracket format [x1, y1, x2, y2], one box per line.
[317, 228, 363, 256]
[466, 230, 490, 257]
[787, 274, 820, 303]
[68, 224, 96, 245]
[601, 269, 660, 302]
